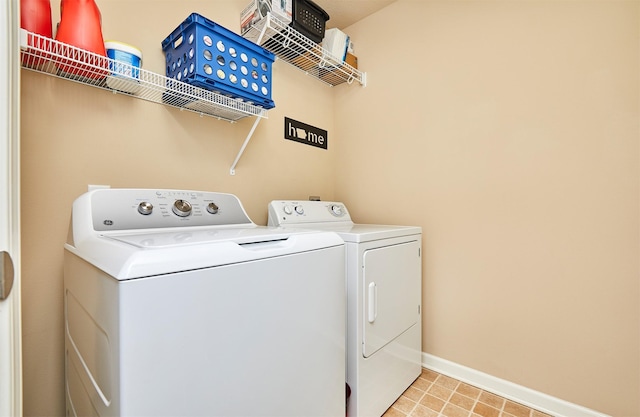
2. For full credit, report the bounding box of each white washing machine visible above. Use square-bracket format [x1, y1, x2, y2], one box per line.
[268, 200, 422, 417]
[64, 188, 346, 416]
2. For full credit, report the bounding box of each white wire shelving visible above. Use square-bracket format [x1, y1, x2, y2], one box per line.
[19, 29, 268, 174]
[243, 13, 366, 87]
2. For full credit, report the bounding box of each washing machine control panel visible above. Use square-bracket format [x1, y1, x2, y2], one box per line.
[267, 200, 352, 226]
[85, 189, 254, 231]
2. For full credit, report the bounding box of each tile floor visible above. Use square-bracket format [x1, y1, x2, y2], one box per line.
[383, 368, 555, 417]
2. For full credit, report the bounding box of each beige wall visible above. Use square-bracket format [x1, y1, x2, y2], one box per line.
[19, 0, 638, 416]
[334, 1, 639, 416]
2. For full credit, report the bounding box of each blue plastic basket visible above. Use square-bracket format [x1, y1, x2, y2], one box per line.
[162, 13, 275, 109]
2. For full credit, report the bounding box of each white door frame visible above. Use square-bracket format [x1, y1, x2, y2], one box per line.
[0, 0, 22, 416]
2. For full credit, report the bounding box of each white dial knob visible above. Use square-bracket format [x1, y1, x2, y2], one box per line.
[295, 205, 304, 215]
[330, 204, 343, 216]
[172, 199, 192, 217]
[283, 205, 293, 215]
[138, 201, 153, 215]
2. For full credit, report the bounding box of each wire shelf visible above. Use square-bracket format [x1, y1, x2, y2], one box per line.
[19, 29, 268, 122]
[243, 13, 366, 87]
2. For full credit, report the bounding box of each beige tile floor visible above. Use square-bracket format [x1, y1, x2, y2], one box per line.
[383, 368, 555, 417]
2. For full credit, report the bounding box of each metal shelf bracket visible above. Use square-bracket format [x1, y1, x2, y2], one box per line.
[230, 116, 262, 175]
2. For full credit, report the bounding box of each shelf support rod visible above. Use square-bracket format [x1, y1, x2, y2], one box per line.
[256, 12, 271, 45]
[230, 116, 262, 175]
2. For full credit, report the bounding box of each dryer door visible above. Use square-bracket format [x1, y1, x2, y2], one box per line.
[362, 240, 421, 358]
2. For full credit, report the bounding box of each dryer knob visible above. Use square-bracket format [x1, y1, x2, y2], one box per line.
[207, 202, 219, 214]
[330, 204, 343, 216]
[138, 201, 153, 215]
[283, 205, 293, 215]
[294, 205, 304, 215]
[172, 199, 192, 217]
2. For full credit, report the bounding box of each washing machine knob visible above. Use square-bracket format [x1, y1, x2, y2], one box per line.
[207, 202, 219, 214]
[330, 204, 343, 216]
[283, 205, 293, 215]
[137, 201, 153, 215]
[295, 205, 304, 215]
[172, 199, 192, 217]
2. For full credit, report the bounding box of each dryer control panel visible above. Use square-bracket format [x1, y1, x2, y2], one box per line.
[268, 200, 352, 227]
[74, 188, 255, 232]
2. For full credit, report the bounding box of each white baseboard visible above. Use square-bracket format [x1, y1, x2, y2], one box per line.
[422, 353, 610, 417]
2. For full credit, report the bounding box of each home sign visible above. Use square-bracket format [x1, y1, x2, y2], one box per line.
[284, 117, 328, 150]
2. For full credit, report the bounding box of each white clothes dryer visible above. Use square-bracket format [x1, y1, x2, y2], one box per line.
[64, 189, 346, 417]
[268, 200, 422, 417]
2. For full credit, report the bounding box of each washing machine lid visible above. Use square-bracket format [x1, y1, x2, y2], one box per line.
[66, 225, 343, 280]
[104, 225, 288, 248]
[65, 189, 344, 280]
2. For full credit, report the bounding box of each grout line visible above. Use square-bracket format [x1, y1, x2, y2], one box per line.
[437, 378, 458, 417]
[396, 370, 550, 417]
[471, 392, 480, 417]
[394, 376, 429, 416]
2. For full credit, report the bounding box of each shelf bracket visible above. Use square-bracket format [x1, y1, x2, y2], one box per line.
[255, 16, 269, 45]
[230, 116, 262, 175]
